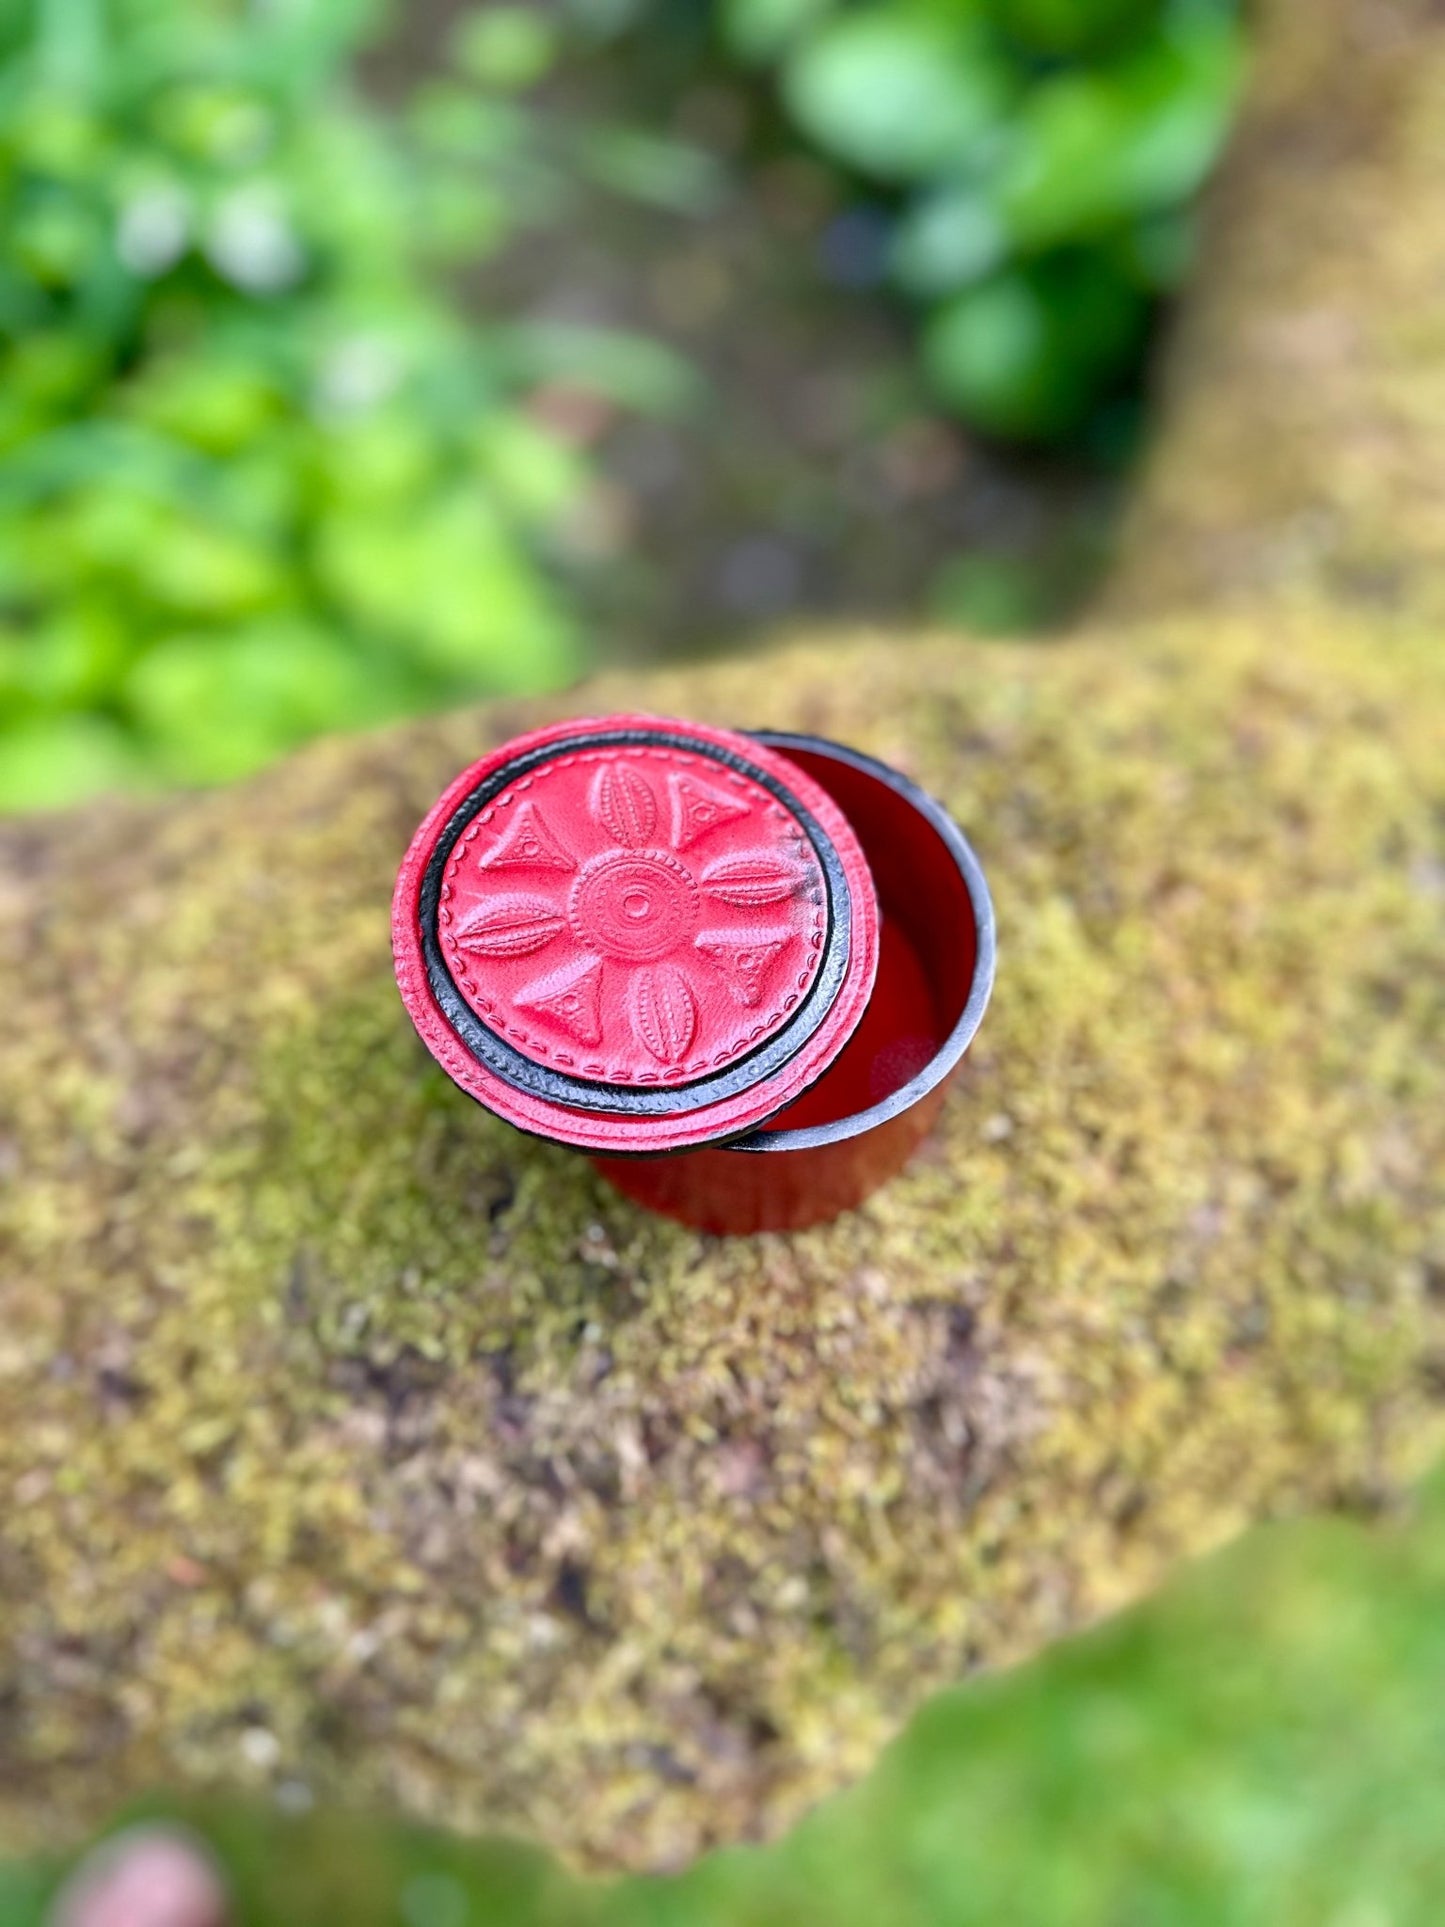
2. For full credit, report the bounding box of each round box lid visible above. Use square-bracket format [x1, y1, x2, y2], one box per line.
[392, 715, 880, 1152]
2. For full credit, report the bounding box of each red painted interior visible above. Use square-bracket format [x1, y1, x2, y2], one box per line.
[591, 742, 983, 1234]
[764, 743, 976, 1128]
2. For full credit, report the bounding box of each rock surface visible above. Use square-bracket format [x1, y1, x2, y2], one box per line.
[1116, 0, 1445, 617]
[1, 0, 1443, 1878]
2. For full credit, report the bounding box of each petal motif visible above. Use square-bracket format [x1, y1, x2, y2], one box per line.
[699, 851, 802, 907]
[591, 762, 657, 848]
[630, 962, 698, 1066]
[477, 801, 575, 874]
[452, 895, 565, 958]
[695, 927, 790, 1008]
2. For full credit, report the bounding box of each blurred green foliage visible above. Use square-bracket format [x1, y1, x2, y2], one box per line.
[7, 1465, 1445, 1924]
[0, 0, 603, 809]
[720, 0, 1243, 440]
[0, 0, 1246, 810]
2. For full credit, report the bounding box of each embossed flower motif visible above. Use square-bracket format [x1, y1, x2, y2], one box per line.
[447, 759, 817, 1072]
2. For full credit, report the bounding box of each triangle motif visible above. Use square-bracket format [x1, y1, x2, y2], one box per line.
[515, 954, 603, 1047]
[477, 801, 575, 875]
[695, 928, 790, 1009]
[668, 771, 750, 852]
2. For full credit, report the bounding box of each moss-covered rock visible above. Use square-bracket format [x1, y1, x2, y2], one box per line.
[1116, 0, 1445, 617]
[4, 0, 1445, 1879]
[2, 610, 1442, 1869]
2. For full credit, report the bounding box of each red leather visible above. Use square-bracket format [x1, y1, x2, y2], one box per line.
[437, 736, 830, 1086]
[392, 714, 880, 1153]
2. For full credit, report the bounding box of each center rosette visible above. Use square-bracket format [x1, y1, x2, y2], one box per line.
[567, 849, 700, 964]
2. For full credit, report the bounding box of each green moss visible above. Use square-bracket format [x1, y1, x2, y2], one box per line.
[1115, 0, 1445, 617]
[1, 607, 1442, 1870]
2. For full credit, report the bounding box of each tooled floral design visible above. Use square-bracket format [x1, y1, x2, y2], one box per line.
[447, 757, 818, 1072]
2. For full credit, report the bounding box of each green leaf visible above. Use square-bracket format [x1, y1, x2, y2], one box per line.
[6, 89, 103, 177]
[406, 85, 531, 163]
[578, 127, 728, 216]
[6, 603, 130, 709]
[0, 1853, 53, 1924]
[921, 254, 1149, 441]
[1114, 206, 1198, 291]
[132, 514, 287, 619]
[720, 0, 835, 65]
[982, 0, 1168, 62]
[0, 713, 140, 812]
[891, 184, 1007, 298]
[470, 414, 587, 525]
[13, 198, 105, 290]
[312, 415, 437, 507]
[556, 0, 650, 39]
[783, 13, 1013, 184]
[1, 332, 107, 419]
[501, 323, 703, 417]
[449, 7, 559, 90]
[929, 552, 1053, 635]
[125, 355, 284, 456]
[415, 175, 511, 260]
[124, 621, 391, 785]
[992, 14, 1242, 251]
[313, 494, 580, 690]
[0, 0, 595, 798]
[149, 84, 278, 171]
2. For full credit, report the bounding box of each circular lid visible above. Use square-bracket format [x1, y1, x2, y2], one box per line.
[392, 714, 880, 1152]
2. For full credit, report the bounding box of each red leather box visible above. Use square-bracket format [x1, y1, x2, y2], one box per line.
[393, 715, 994, 1234]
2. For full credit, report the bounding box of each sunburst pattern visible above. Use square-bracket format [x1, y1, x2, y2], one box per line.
[438, 748, 828, 1081]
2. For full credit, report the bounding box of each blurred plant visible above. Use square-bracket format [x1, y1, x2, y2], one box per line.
[0, 0, 646, 810]
[0, 0, 1246, 811]
[717, 0, 1244, 441]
